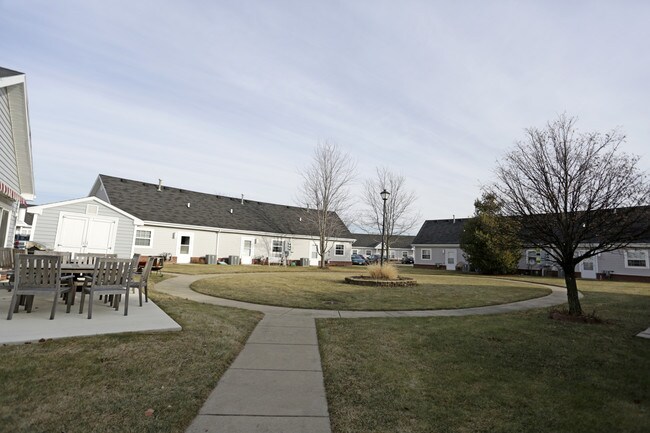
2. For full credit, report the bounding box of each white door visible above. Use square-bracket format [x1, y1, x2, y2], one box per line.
[176, 233, 193, 264]
[85, 217, 117, 254]
[55, 213, 118, 255]
[56, 214, 88, 253]
[446, 249, 457, 271]
[241, 237, 255, 265]
[309, 242, 319, 266]
[580, 256, 598, 279]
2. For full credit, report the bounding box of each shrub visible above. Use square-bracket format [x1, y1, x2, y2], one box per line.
[367, 264, 399, 280]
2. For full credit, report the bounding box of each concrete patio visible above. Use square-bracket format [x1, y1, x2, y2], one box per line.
[0, 287, 182, 344]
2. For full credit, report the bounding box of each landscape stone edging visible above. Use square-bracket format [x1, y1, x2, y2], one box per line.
[344, 276, 417, 287]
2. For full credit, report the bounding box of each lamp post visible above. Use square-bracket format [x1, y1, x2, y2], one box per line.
[380, 189, 390, 266]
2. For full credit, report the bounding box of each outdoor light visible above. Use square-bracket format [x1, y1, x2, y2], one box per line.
[380, 189, 390, 266]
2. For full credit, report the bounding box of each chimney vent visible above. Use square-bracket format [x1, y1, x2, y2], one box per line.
[230, 208, 233, 214]
[187, 202, 191, 208]
[453, 215, 456, 223]
[157, 179, 162, 192]
[241, 194, 244, 205]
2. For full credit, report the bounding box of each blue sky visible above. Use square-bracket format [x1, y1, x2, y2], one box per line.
[2, 1, 649, 229]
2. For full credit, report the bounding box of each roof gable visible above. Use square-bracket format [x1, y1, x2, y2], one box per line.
[27, 196, 144, 224]
[412, 219, 467, 245]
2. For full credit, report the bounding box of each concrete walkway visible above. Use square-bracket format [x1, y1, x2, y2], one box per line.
[156, 273, 569, 433]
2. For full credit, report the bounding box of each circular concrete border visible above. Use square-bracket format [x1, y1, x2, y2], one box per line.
[344, 276, 417, 287]
[156, 272, 572, 318]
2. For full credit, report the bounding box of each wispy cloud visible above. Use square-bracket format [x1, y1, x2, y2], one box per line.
[1, 0, 648, 226]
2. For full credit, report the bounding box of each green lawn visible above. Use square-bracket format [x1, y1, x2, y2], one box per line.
[317, 279, 650, 433]
[162, 263, 318, 274]
[0, 285, 262, 433]
[190, 271, 551, 310]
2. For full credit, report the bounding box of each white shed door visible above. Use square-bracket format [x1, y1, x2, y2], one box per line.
[85, 218, 117, 254]
[57, 215, 89, 253]
[56, 213, 117, 255]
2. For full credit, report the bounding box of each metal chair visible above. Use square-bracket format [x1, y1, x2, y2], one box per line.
[7, 254, 74, 320]
[78, 258, 133, 319]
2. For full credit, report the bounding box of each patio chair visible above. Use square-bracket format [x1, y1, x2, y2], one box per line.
[6, 254, 74, 320]
[130, 256, 154, 306]
[72, 253, 117, 265]
[0, 248, 14, 286]
[78, 257, 133, 319]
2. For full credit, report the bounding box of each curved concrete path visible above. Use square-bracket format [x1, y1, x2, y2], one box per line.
[156, 274, 569, 433]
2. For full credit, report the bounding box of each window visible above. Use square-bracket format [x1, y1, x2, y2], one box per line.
[135, 229, 153, 247]
[179, 235, 190, 254]
[625, 250, 649, 268]
[421, 249, 431, 260]
[527, 250, 540, 265]
[366, 250, 372, 256]
[243, 240, 252, 257]
[402, 251, 408, 258]
[352, 249, 358, 255]
[390, 251, 396, 259]
[272, 240, 283, 256]
[335, 244, 344, 256]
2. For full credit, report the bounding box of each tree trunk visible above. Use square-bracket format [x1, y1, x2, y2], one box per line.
[563, 269, 583, 316]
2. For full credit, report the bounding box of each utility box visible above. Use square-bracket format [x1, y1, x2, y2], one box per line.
[300, 257, 310, 267]
[206, 255, 217, 265]
[228, 255, 240, 265]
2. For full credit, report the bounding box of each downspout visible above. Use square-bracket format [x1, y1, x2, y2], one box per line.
[215, 230, 220, 261]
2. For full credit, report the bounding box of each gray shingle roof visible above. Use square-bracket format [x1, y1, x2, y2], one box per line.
[96, 174, 352, 238]
[412, 219, 467, 244]
[352, 233, 415, 248]
[352, 234, 381, 247]
[0, 67, 23, 78]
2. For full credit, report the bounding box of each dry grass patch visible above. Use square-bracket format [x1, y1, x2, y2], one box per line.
[192, 272, 551, 310]
[0, 288, 262, 433]
[367, 264, 399, 280]
[318, 279, 650, 433]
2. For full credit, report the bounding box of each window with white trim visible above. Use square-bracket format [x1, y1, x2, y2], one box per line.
[390, 250, 396, 259]
[421, 249, 431, 260]
[335, 244, 345, 256]
[402, 251, 408, 258]
[134, 229, 153, 247]
[352, 249, 358, 255]
[272, 240, 283, 257]
[366, 250, 372, 256]
[625, 250, 649, 268]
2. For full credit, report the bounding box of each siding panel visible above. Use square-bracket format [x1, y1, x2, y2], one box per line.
[0, 87, 20, 191]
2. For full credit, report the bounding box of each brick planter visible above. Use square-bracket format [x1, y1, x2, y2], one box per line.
[344, 276, 418, 287]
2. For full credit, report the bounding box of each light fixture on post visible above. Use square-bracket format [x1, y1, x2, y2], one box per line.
[380, 188, 390, 266]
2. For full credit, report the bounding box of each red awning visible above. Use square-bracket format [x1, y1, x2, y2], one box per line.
[0, 181, 26, 205]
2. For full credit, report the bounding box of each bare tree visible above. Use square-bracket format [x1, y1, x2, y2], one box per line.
[492, 114, 650, 315]
[297, 141, 356, 268]
[360, 167, 420, 260]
